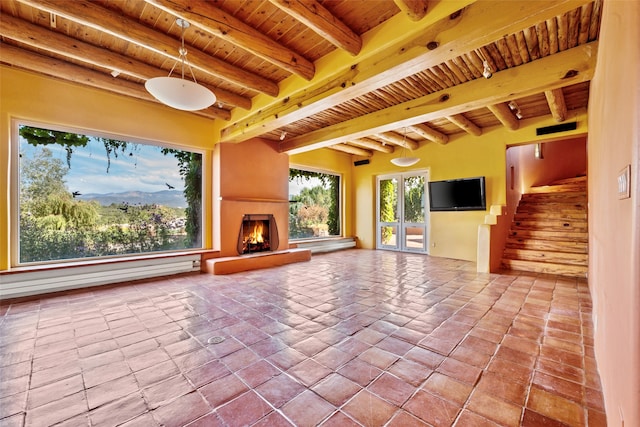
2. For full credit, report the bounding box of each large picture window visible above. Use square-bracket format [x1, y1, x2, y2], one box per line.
[288, 168, 341, 239]
[15, 123, 203, 264]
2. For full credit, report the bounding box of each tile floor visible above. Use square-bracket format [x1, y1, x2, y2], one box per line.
[0, 249, 606, 427]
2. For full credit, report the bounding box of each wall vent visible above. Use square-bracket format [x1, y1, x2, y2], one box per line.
[536, 122, 578, 136]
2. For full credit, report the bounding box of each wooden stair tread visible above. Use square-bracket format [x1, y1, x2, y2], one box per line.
[502, 259, 587, 278]
[502, 177, 588, 278]
[503, 248, 588, 266]
[505, 238, 588, 254]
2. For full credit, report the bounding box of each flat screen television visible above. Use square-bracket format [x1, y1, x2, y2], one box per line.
[428, 176, 486, 211]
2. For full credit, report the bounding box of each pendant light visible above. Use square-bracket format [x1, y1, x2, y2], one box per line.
[391, 128, 419, 167]
[145, 19, 216, 111]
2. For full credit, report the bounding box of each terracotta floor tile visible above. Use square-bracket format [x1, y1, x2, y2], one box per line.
[527, 386, 585, 426]
[142, 374, 194, 409]
[404, 389, 461, 427]
[288, 358, 332, 386]
[150, 391, 211, 427]
[281, 390, 335, 427]
[422, 372, 473, 406]
[369, 372, 416, 406]
[342, 389, 398, 427]
[466, 391, 522, 426]
[312, 373, 362, 406]
[216, 391, 271, 426]
[89, 393, 148, 427]
[338, 358, 383, 387]
[236, 360, 280, 388]
[134, 359, 180, 388]
[0, 250, 606, 426]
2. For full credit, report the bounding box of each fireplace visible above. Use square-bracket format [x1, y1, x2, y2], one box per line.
[237, 214, 279, 255]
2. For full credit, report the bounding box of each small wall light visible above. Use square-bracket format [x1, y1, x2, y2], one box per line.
[534, 143, 544, 159]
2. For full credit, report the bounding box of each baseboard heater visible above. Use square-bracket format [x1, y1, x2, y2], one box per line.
[0, 255, 201, 299]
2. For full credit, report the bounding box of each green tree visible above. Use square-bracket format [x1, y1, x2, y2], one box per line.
[379, 178, 397, 244]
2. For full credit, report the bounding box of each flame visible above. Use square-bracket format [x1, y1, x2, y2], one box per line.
[247, 222, 264, 244]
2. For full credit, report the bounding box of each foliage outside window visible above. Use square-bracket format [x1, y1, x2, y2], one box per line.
[16, 124, 202, 264]
[379, 178, 398, 244]
[289, 168, 340, 239]
[404, 175, 425, 223]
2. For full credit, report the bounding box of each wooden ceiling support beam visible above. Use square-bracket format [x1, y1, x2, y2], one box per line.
[222, 0, 593, 143]
[1, 44, 229, 120]
[278, 42, 597, 153]
[446, 114, 482, 136]
[488, 103, 520, 130]
[146, 0, 315, 80]
[328, 144, 373, 157]
[0, 14, 249, 110]
[350, 138, 395, 153]
[15, 0, 279, 97]
[545, 88, 568, 122]
[269, 0, 362, 56]
[394, 0, 429, 21]
[374, 132, 419, 150]
[409, 124, 449, 144]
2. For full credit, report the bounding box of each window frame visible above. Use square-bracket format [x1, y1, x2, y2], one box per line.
[288, 165, 343, 241]
[11, 118, 206, 267]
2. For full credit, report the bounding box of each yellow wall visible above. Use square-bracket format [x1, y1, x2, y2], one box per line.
[588, 0, 640, 425]
[0, 66, 217, 270]
[331, 114, 587, 262]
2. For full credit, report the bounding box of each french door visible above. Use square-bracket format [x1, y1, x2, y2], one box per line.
[376, 171, 429, 253]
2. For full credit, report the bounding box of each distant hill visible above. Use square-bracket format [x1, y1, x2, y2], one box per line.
[78, 190, 186, 208]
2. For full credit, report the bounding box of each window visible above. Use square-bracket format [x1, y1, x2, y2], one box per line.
[14, 123, 203, 264]
[288, 168, 341, 239]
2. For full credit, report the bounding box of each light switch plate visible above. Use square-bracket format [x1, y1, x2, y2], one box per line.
[617, 165, 631, 199]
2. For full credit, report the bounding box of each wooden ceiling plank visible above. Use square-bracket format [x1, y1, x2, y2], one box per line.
[2, 43, 228, 120]
[393, 0, 429, 21]
[487, 102, 520, 130]
[351, 137, 395, 153]
[545, 88, 568, 122]
[578, 3, 592, 45]
[221, 0, 593, 143]
[278, 41, 597, 153]
[374, 132, 419, 150]
[409, 123, 449, 144]
[0, 14, 250, 110]
[328, 144, 372, 157]
[145, 0, 315, 80]
[15, 0, 279, 97]
[547, 17, 559, 54]
[446, 114, 482, 136]
[268, 0, 362, 56]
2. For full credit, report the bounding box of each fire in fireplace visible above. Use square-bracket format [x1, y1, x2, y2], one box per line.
[237, 214, 279, 255]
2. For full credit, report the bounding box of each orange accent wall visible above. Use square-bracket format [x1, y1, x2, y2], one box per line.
[587, 0, 640, 425]
[214, 139, 290, 257]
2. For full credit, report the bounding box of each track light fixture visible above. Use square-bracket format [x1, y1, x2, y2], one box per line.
[482, 60, 492, 79]
[508, 101, 523, 119]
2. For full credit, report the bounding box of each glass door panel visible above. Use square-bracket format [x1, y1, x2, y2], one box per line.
[377, 177, 399, 249]
[377, 173, 428, 253]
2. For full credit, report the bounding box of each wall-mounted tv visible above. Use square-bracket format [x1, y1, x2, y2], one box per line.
[428, 176, 486, 211]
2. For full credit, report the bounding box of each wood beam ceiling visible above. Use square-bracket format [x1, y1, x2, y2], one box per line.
[545, 88, 569, 121]
[220, 0, 593, 143]
[278, 42, 597, 153]
[393, 0, 429, 21]
[446, 114, 482, 136]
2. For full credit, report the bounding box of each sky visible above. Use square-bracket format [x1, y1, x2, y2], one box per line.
[20, 136, 184, 195]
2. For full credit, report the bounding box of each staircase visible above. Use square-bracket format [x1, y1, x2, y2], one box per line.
[502, 176, 588, 277]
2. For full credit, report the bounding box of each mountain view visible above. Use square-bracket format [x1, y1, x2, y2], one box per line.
[78, 190, 186, 208]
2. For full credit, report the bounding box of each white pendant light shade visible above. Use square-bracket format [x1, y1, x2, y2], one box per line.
[390, 156, 420, 167]
[145, 77, 216, 111]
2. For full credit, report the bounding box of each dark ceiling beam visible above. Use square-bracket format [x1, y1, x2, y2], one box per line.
[145, 0, 315, 80]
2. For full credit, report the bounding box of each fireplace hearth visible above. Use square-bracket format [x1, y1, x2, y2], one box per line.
[237, 214, 279, 255]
